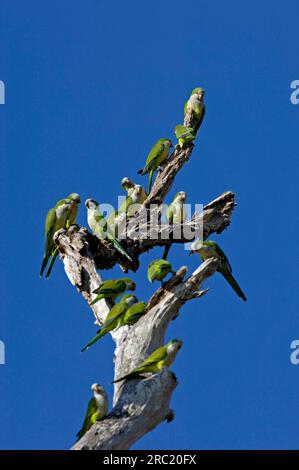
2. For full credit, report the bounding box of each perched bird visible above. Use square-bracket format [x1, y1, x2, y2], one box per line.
[138, 138, 173, 192]
[189, 240, 247, 301]
[184, 87, 205, 133]
[162, 191, 187, 260]
[107, 179, 147, 237]
[91, 278, 136, 305]
[101, 294, 137, 327]
[121, 177, 148, 201]
[174, 125, 196, 148]
[147, 259, 175, 283]
[85, 199, 132, 262]
[81, 294, 138, 351]
[112, 339, 183, 383]
[40, 193, 81, 278]
[119, 184, 147, 218]
[76, 383, 108, 441]
[121, 176, 135, 195]
[55, 193, 81, 227]
[122, 301, 147, 326]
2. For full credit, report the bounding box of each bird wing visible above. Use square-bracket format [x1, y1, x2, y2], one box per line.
[196, 105, 205, 130]
[76, 397, 97, 438]
[214, 243, 232, 273]
[138, 345, 168, 368]
[145, 141, 164, 168]
[166, 203, 174, 223]
[124, 302, 147, 323]
[119, 195, 133, 213]
[93, 279, 124, 295]
[45, 207, 56, 237]
[104, 301, 127, 327]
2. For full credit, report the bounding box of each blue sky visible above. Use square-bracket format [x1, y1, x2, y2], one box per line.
[0, 0, 298, 450]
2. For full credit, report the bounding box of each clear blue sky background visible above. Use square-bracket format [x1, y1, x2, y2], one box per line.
[1, 0, 298, 450]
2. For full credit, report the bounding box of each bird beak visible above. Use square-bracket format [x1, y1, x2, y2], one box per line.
[188, 251, 194, 256]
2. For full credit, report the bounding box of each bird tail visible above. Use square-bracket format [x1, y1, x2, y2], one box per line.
[148, 171, 154, 193]
[90, 294, 104, 306]
[107, 235, 132, 262]
[81, 327, 108, 352]
[162, 243, 171, 260]
[112, 371, 141, 384]
[76, 430, 84, 441]
[45, 249, 59, 278]
[223, 271, 247, 301]
[137, 167, 147, 175]
[40, 254, 50, 277]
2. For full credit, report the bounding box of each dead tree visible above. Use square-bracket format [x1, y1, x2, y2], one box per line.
[53, 93, 236, 450]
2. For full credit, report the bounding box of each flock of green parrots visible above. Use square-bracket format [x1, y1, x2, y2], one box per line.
[40, 87, 247, 440]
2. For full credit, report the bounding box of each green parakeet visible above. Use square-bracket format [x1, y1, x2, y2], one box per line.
[40, 194, 81, 278]
[119, 184, 147, 218]
[174, 125, 196, 148]
[162, 191, 187, 260]
[54, 193, 81, 228]
[121, 177, 148, 200]
[90, 277, 136, 305]
[107, 179, 147, 237]
[85, 199, 132, 262]
[112, 339, 183, 383]
[81, 294, 138, 351]
[184, 87, 205, 133]
[76, 383, 108, 440]
[147, 259, 175, 283]
[189, 240, 247, 301]
[138, 138, 173, 192]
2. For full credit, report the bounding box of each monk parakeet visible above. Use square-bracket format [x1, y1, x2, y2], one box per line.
[91, 278, 136, 305]
[119, 184, 147, 218]
[147, 259, 175, 283]
[138, 138, 173, 192]
[112, 339, 183, 383]
[184, 87, 205, 133]
[162, 191, 187, 260]
[54, 193, 81, 227]
[76, 383, 108, 440]
[174, 125, 196, 148]
[121, 177, 148, 200]
[40, 194, 81, 278]
[81, 294, 138, 351]
[85, 199, 132, 262]
[189, 240, 247, 301]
